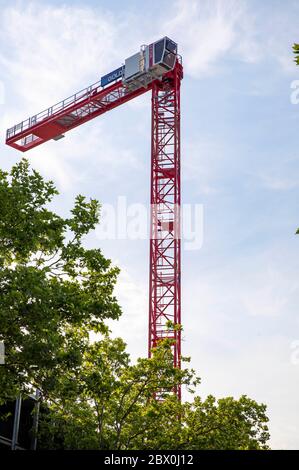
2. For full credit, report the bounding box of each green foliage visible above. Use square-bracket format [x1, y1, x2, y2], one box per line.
[37, 338, 269, 450]
[183, 395, 269, 449]
[0, 159, 121, 401]
[38, 337, 198, 450]
[293, 43, 299, 66]
[0, 160, 270, 450]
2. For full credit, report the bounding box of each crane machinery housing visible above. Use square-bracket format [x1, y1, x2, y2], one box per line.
[6, 36, 183, 400]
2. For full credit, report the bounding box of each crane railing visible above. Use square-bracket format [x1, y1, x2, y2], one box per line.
[5, 76, 157, 152]
[6, 56, 183, 147]
[6, 79, 104, 140]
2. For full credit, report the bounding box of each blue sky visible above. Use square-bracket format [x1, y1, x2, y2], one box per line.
[1, 0, 299, 449]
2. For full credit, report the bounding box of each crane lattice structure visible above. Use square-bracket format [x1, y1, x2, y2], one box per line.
[6, 37, 183, 400]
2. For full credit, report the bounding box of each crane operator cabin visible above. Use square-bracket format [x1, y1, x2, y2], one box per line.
[101, 37, 178, 90]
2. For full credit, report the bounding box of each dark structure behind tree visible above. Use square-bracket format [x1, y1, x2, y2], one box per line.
[0, 396, 39, 450]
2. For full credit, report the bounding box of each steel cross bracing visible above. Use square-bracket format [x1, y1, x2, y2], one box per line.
[6, 80, 153, 152]
[5, 60, 183, 400]
[149, 64, 182, 400]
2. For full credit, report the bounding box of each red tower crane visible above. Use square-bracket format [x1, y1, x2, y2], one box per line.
[5, 37, 183, 400]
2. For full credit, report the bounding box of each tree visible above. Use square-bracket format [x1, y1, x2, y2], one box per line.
[37, 337, 269, 450]
[182, 395, 269, 450]
[0, 159, 121, 402]
[0, 160, 270, 449]
[293, 43, 299, 66]
[37, 337, 198, 450]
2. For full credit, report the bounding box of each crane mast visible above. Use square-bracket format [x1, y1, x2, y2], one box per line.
[5, 38, 183, 400]
[150, 68, 182, 400]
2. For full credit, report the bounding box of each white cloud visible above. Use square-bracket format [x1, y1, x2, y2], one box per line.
[165, 0, 259, 78]
[0, 3, 121, 108]
[26, 122, 142, 192]
[258, 174, 299, 191]
[182, 138, 225, 194]
[250, 155, 299, 192]
[239, 267, 299, 317]
[108, 264, 148, 361]
[165, 0, 299, 78]
[184, 252, 299, 326]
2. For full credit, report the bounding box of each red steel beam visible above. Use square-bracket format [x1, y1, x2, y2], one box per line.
[149, 62, 182, 400]
[6, 80, 153, 152]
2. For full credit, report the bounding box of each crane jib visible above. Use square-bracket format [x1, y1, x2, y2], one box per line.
[101, 66, 124, 87]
